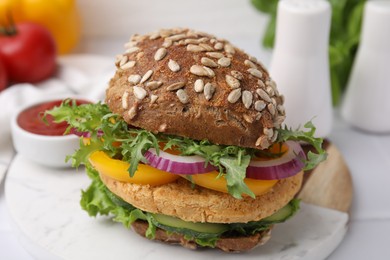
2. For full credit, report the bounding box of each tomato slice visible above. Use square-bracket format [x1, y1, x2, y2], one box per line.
[89, 151, 179, 186]
[187, 171, 278, 196]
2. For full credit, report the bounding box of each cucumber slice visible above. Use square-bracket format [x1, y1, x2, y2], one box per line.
[151, 214, 228, 238]
[262, 199, 300, 223]
[104, 188, 135, 211]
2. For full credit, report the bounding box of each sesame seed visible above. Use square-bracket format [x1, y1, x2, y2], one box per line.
[162, 40, 173, 48]
[203, 66, 215, 77]
[266, 86, 275, 96]
[145, 81, 163, 90]
[258, 80, 265, 88]
[201, 57, 218, 68]
[227, 88, 241, 103]
[198, 37, 209, 43]
[277, 104, 285, 114]
[204, 82, 216, 100]
[199, 43, 214, 51]
[249, 56, 258, 63]
[244, 59, 257, 69]
[159, 29, 174, 38]
[128, 106, 137, 120]
[115, 54, 123, 64]
[224, 44, 235, 54]
[214, 42, 224, 50]
[184, 38, 201, 45]
[125, 47, 139, 54]
[231, 70, 243, 80]
[190, 65, 207, 76]
[119, 55, 128, 67]
[243, 114, 253, 123]
[176, 89, 189, 104]
[166, 33, 186, 42]
[154, 48, 168, 61]
[263, 128, 273, 139]
[242, 91, 253, 109]
[206, 52, 224, 59]
[268, 79, 279, 95]
[255, 135, 270, 149]
[124, 41, 137, 48]
[218, 57, 231, 67]
[186, 30, 199, 38]
[133, 86, 147, 100]
[168, 59, 181, 72]
[187, 44, 205, 52]
[256, 88, 271, 102]
[120, 60, 136, 70]
[128, 74, 142, 85]
[268, 103, 276, 116]
[254, 100, 266, 111]
[225, 75, 240, 89]
[274, 116, 285, 127]
[194, 79, 204, 93]
[140, 70, 153, 83]
[248, 68, 263, 78]
[158, 123, 167, 132]
[136, 52, 144, 59]
[256, 112, 262, 121]
[149, 32, 160, 40]
[150, 94, 158, 104]
[167, 81, 186, 91]
[122, 91, 129, 109]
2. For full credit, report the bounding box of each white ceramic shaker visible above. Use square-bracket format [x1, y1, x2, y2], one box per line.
[341, 0, 390, 133]
[270, 0, 332, 137]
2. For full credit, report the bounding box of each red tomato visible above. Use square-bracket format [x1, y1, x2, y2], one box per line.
[0, 22, 57, 83]
[0, 57, 8, 91]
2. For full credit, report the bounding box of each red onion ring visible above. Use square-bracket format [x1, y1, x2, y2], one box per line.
[144, 149, 216, 174]
[246, 141, 305, 180]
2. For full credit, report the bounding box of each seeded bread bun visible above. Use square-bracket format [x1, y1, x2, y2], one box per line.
[100, 172, 303, 223]
[106, 28, 286, 149]
[131, 220, 272, 252]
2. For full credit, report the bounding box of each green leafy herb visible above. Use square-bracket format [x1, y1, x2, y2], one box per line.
[45, 99, 110, 134]
[47, 102, 326, 199]
[251, 0, 366, 105]
[277, 121, 327, 170]
[220, 155, 254, 199]
[121, 130, 159, 177]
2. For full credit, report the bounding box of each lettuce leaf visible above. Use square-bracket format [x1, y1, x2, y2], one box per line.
[47, 102, 327, 199]
[80, 166, 300, 247]
[80, 166, 156, 238]
[277, 121, 328, 170]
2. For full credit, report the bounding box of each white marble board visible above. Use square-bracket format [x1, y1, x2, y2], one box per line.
[5, 153, 349, 260]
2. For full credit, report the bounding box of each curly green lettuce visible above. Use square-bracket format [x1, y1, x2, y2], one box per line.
[81, 165, 300, 247]
[46, 101, 326, 199]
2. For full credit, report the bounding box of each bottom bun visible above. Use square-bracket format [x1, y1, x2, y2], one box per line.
[131, 220, 273, 252]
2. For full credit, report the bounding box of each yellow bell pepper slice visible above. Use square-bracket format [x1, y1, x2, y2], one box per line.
[187, 171, 278, 196]
[89, 151, 179, 186]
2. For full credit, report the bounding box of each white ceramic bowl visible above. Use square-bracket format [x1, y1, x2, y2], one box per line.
[11, 97, 89, 168]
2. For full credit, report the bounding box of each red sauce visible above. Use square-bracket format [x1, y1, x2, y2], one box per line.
[17, 99, 90, 136]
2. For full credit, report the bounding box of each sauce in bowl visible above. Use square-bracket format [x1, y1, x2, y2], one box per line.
[17, 99, 89, 136]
